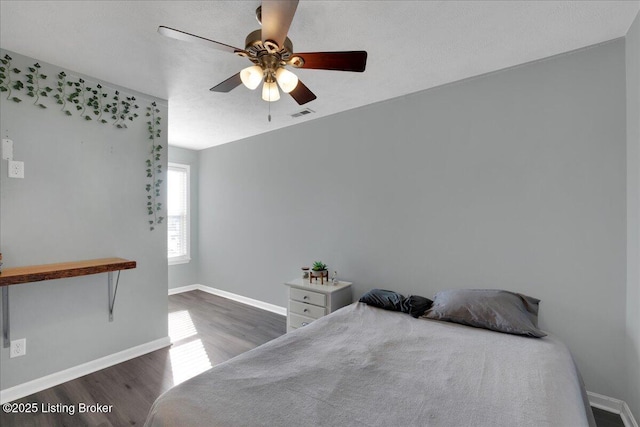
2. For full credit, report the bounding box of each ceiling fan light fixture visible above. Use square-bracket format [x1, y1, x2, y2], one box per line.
[159, 1, 367, 107]
[262, 81, 280, 102]
[275, 67, 299, 93]
[240, 65, 263, 90]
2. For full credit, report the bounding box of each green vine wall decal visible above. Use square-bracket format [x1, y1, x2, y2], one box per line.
[92, 84, 106, 122]
[0, 54, 23, 103]
[78, 79, 90, 118]
[54, 71, 72, 115]
[0, 53, 164, 231]
[146, 102, 164, 231]
[25, 63, 51, 108]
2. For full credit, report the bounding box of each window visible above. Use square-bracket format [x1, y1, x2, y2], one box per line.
[168, 162, 190, 265]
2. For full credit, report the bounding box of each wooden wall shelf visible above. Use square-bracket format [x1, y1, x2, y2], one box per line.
[0, 257, 136, 286]
[0, 257, 137, 348]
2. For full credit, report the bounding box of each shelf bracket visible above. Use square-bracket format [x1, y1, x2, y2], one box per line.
[0, 258, 135, 343]
[108, 270, 121, 322]
[2, 286, 9, 348]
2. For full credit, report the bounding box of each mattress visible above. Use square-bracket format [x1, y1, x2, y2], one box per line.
[145, 302, 595, 427]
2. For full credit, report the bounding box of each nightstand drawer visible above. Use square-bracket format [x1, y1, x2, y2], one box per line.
[289, 313, 315, 329]
[289, 300, 326, 319]
[290, 288, 326, 307]
[284, 278, 353, 333]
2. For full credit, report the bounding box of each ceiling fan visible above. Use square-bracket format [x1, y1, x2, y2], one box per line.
[158, 0, 367, 106]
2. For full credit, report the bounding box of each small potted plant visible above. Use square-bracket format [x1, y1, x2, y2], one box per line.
[310, 261, 327, 277]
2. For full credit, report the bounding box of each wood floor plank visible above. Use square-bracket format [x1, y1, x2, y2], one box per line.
[592, 407, 625, 427]
[0, 290, 286, 427]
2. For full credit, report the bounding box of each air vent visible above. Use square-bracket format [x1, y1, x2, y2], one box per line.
[291, 108, 315, 118]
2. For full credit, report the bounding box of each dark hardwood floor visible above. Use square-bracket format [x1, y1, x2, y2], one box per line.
[0, 290, 627, 427]
[592, 407, 625, 427]
[0, 290, 286, 427]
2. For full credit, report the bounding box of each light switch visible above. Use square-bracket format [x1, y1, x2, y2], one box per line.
[2, 139, 13, 161]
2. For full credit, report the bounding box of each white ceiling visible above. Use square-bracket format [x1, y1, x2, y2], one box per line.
[0, 1, 638, 150]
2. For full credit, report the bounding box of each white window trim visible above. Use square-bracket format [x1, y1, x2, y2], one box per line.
[168, 162, 191, 266]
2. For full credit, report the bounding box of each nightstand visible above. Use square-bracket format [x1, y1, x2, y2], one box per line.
[284, 278, 353, 332]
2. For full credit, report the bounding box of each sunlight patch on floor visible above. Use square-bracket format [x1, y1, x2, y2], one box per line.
[169, 310, 198, 343]
[169, 339, 213, 385]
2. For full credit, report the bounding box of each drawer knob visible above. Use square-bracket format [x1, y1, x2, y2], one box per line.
[303, 296, 309, 300]
[301, 322, 309, 327]
[303, 309, 308, 313]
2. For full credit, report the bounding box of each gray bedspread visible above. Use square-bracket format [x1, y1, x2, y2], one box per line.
[145, 302, 595, 427]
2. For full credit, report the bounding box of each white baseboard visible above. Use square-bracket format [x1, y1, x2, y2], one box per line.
[588, 391, 638, 427]
[169, 284, 287, 316]
[0, 336, 171, 404]
[168, 284, 199, 295]
[623, 407, 640, 427]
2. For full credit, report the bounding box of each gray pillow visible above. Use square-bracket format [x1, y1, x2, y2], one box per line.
[423, 289, 546, 338]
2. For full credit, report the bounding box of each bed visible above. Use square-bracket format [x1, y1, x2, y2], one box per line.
[145, 302, 595, 427]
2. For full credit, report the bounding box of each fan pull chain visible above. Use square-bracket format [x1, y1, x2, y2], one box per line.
[268, 93, 272, 122]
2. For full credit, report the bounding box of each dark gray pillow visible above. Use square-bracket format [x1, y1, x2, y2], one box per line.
[359, 289, 404, 311]
[401, 295, 433, 318]
[423, 289, 546, 338]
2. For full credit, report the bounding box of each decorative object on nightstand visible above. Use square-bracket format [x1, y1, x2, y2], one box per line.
[284, 278, 353, 332]
[331, 270, 339, 286]
[310, 261, 328, 284]
[301, 267, 310, 280]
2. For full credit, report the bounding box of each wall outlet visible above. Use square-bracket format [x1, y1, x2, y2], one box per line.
[8, 160, 24, 178]
[10, 338, 26, 358]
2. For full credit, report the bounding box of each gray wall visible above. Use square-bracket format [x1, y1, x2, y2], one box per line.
[626, 12, 640, 419]
[199, 40, 628, 401]
[168, 146, 199, 289]
[0, 50, 168, 389]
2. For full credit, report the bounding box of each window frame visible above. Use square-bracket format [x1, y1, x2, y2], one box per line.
[167, 162, 191, 266]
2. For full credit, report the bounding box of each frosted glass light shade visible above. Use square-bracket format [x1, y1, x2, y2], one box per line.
[275, 68, 299, 93]
[262, 81, 280, 102]
[240, 65, 263, 90]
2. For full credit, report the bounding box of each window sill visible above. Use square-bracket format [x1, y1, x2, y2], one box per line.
[168, 257, 191, 266]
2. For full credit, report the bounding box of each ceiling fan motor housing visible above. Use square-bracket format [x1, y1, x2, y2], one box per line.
[239, 29, 299, 77]
[243, 30, 292, 56]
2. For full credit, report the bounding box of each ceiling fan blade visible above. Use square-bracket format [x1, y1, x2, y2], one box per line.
[261, 0, 299, 49]
[158, 26, 246, 54]
[289, 80, 317, 105]
[210, 73, 243, 92]
[292, 51, 367, 72]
